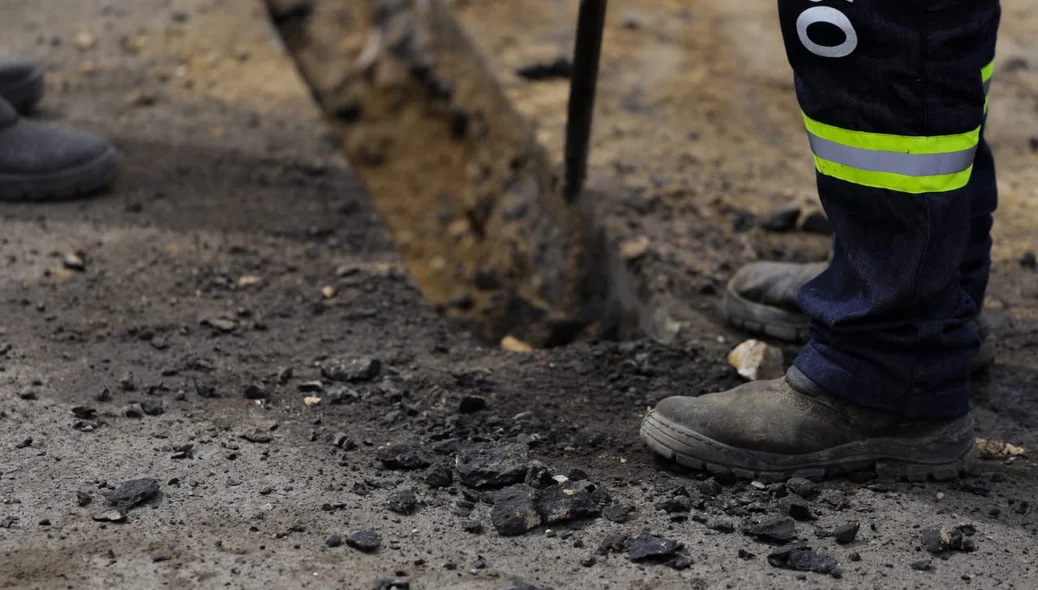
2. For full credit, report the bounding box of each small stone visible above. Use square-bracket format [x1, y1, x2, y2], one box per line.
[241, 428, 273, 444]
[535, 483, 603, 524]
[657, 496, 691, 514]
[171, 9, 189, 22]
[201, 317, 237, 333]
[603, 503, 635, 523]
[377, 443, 430, 470]
[834, 522, 860, 545]
[72, 406, 97, 419]
[697, 479, 723, 498]
[818, 489, 848, 510]
[242, 381, 269, 400]
[458, 395, 487, 414]
[346, 530, 381, 553]
[620, 236, 650, 261]
[76, 492, 93, 507]
[103, 478, 159, 511]
[626, 534, 682, 562]
[18, 390, 38, 400]
[786, 478, 817, 498]
[580, 555, 597, 567]
[321, 357, 382, 382]
[327, 387, 359, 405]
[456, 442, 529, 488]
[73, 31, 96, 50]
[728, 340, 784, 381]
[597, 532, 628, 555]
[151, 554, 170, 563]
[93, 510, 126, 522]
[386, 489, 418, 515]
[140, 399, 164, 416]
[129, 89, 157, 107]
[124, 405, 144, 419]
[779, 496, 816, 521]
[424, 464, 454, 488]
[848, 551, 861, 562]
[738, 548, 756, 560]
[1020, 251, 1037, 269]
[118, 373, 137, 392]
[461, 520, 484, 534]
[767, 543, 837, 574]
[745, 516, 798, 544]
[911, 559, 934, 572]
[491, 484, 542, 536]
[374, 579, 409, 590]
[760, 203, 802, 232]
[500, 335, 533, 353]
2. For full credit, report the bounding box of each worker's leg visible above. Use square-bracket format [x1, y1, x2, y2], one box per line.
[640, 0, 999, 479]
[789, 0, 999, 418]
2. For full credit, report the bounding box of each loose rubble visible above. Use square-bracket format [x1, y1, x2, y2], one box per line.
[728, 340, 784, 381]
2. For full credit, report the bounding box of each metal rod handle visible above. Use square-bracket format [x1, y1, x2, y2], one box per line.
[563, 0, 607, 202]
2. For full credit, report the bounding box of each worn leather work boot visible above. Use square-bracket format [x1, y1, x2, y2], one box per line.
[722, 261, 996, 373]
[640, 368, 976, 482]
[0, 96, 118, 201]
[0, 55, 45, 113]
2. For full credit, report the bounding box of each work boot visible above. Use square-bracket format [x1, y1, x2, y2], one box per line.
[640, 369, 976, 482]
[0, 55, 45, 113]
[722, 261, 996, 372]
[0, 97, 117, 201]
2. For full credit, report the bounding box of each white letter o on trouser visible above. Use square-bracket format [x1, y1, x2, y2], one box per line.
[797, 6, 858, 58]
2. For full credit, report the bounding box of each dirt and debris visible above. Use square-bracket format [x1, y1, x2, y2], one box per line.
[0, 0, 1036, 588]
[745, 516, 799, 545]
[921, 525, 979, 555]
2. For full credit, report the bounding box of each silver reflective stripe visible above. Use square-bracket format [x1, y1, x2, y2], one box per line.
[807, 134, 977, 177]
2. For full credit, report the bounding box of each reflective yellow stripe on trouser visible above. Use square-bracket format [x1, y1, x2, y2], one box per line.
[803, 61, 992, 195]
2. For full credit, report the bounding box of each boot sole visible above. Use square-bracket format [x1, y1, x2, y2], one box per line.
[640, 411, 977, 483]
[0, 146, 118, 202]
[2, 68, 45, 114]
[722, 285, 997, 374]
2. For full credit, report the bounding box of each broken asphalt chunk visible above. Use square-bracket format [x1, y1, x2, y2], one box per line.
[321, 356, 382, 382]
[603, 503, 635, 523]
[535, 482, 604, 524]
[767, 542, 837, 574]
[346, 530, 381, 553]
[490, 484, 541, 536]
[745, 516, 798, 544]
[386, 489, 418, 515]
[424, 464, 453, 488]
[778, 496, 816, 521]
[102, 478, 159, 511]
[625, 534, 683, 563]
[922, 525, 977, 555]
[456, 442, 529, 488]
[377, 443, 430, 470]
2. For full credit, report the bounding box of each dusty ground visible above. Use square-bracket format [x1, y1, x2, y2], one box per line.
[1, 0, 1037, 589]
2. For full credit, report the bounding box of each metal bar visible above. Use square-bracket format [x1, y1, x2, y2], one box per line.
[563, 0, 607, 202]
